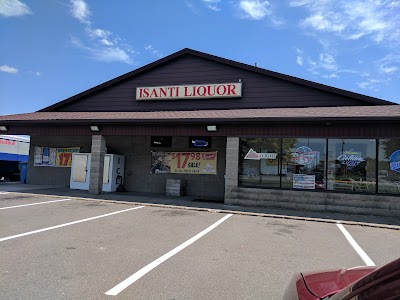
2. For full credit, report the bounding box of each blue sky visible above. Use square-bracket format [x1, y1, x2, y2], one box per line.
[1, 0, 400, 115]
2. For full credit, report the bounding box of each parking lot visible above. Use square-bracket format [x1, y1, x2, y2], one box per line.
[1, 192, 400, 300]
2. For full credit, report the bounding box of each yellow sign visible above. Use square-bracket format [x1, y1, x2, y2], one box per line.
[56, 147, 80, 167]
[170, 151, 217, 175]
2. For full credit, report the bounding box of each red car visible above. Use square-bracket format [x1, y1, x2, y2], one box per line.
[283, 257, 400, 299]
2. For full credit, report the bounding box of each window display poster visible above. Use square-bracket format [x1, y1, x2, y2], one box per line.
[34, 147, 80, 167]
[293, 174, 315, 189]
[151, 151, 218, 175]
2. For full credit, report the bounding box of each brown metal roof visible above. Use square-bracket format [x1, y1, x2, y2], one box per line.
[1, 106, 399, 124]
[39, 48, 394, 112]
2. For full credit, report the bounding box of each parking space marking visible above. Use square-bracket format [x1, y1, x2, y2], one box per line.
[0, 206, 144, 242]
[0, 198, 72, 210]
[105, 213, 233, 296]
[336, 223, 375, 266]
[0, 192, 10, 194]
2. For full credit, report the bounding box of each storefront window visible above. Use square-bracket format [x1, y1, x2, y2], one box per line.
[327, 139, 376, 193]
[378, 139, 400, 194]
[239, 138, 280, 188]
[281, 138, 326, 190]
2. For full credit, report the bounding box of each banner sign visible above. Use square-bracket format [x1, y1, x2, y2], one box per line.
[34, 147, 80, 167]
[244, 148, 277, 160]
[151, 151, 217, 175]
[136, 83, 242, 100]
[293, 174, 316, 190]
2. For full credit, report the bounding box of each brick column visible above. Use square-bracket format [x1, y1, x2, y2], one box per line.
[89, 135, 106, 195]
[224, 137, 239, 204]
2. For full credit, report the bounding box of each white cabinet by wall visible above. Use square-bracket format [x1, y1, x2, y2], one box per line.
[70, 153, 125, 192]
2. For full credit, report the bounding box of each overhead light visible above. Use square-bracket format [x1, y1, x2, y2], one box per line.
[0, 126, 7, 131]
[90, 125, 100, 132]
[206, 125, 217, 132]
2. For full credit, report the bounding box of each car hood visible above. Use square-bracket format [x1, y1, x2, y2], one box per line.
[302, 266, 376, 298]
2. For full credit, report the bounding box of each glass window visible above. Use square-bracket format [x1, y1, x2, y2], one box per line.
[239, 138, 280, 188]
[281, 138, 326, 190]
[378, 139, 400, 194]
[327, 139, 376, 193]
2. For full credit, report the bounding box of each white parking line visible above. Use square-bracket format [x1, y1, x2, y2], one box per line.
[0, 192, 10, 195]
[0, 206, 144, 242]
[0, 198, 72, 210]
[105, 213, 233, 296]
[336, 223, 375, 266]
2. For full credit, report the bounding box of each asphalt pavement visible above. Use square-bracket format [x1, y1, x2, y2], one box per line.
[1, 185, 400, 299]
[0, 181, 399, 228]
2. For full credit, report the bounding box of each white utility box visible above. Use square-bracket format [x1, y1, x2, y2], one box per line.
[70, 153, 125, 192]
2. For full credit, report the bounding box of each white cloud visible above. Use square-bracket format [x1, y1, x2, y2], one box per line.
[376, 54, 400, 74]
[69, 0, 136, 64]
[290, 0, 400, 46]
[70, 0, 90, 24]
[0, 65, 18, 74]
[357, 78, 388, 91]
[238, 0, 270, 20]
[71, 36, 133, 64]
[144, 45, 163, 58]
[202, 0, 221, 11]
[0, 0, 32, 17]
[295, 48, 304, 66]
[319, 53, 337, 71]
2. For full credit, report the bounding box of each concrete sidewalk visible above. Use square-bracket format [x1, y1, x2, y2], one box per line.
[1, 182, 399, 229]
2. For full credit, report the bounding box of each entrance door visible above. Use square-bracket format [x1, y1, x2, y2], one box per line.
[70, 153, 90, 190]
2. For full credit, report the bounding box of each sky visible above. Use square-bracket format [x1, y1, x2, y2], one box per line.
[1, 0, 400, 115]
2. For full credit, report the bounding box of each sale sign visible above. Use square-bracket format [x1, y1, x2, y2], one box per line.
[34, 147, 80, 167]
[170, 151, 217, 174]
[56, 148, 80, 167]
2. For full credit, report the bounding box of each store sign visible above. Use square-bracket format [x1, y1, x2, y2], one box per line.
[389, 150, 400, 173]
[136, 82, 242, 100]
[189, 136, 212, 148]
[244, 148, 277, 160]
[34, 147, 80, 167]
[290, 146, 318, 165]
[293, 174, 315, 190]
[151, 151, 217, 175]
[337, 150, 364, 168]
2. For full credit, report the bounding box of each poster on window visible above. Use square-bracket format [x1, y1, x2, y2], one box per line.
[151, 151, 218, 175]
[151, 152, 172, 173]
[34, 147, 80, 167]
[293, 174, 315, 189]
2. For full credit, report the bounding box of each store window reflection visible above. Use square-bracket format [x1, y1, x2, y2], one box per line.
[238, 138, 280, 188]
[281, 138, 326, 190]
[327, 139, 376, 192]
[378, 139, 400, 194]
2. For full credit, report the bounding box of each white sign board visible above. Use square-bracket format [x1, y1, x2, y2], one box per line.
[136, 82, 242, 100]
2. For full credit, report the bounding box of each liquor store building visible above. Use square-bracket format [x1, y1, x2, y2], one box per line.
[1, 48, 400, 218]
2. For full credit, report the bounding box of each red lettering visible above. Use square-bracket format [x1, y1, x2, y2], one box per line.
[143, 88, 149, 98]
[216, 85, 227, 95]
[184, 86, 193, 97]
[138, 88, 143, 98]
[150, 88, 158, 98]
[207, 85, 215, 96]
[159, 87, 167, 97]
[227, 84, 236, 95]
[197, 86, 206, 96]
[175, 87, 179, 97]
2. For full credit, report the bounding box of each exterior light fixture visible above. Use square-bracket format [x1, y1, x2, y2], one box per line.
[90, 125, 100, 132]
[0, 125, 8, 131]
[206, 125, 217, 132]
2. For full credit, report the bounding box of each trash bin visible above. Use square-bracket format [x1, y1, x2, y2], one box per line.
[18, 162, 28, 184]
